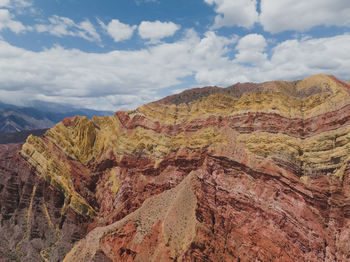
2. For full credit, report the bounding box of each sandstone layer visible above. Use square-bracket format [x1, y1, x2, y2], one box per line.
[1, 74, 350, 261]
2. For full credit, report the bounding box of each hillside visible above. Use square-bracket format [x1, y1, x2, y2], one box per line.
[1, 74, 350, 261]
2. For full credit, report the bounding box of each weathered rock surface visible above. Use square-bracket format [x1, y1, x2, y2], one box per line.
[0, 143, 90, 261]
[2, 74, 350, 261]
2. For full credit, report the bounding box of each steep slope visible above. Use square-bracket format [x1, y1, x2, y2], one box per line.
[2, 74, 350, 261]
[0, 143, 90, 262]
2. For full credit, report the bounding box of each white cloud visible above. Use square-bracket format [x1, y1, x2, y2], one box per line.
[0, 0, 10, 7]
[196, 34, 350, 85]
[138, 20, 180, 42]
[266, 34, 350, 79]
[204, 0, 258, 29]
[0, 0, 31, 8]
[0, 0, 34, 14]
[0, 30, 235, 110]
[235, 34, 267, 65]
[260, 0, 350, 33]
[78, 20, 100, 42]
[0, 31, 349, 110]
[99, 19, 136, 42]
[0, 8, 26, 33]
[35, 15, 100, 42]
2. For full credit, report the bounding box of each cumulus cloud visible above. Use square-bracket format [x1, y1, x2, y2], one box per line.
[0, 8, 26, 33]
[197, 34, 350, 85]
[0, 31, 349, 110]
[99, 19, 136, 42]
[204, 0, 258, 29]
[35, 15, 100, 42]
[0, 0, 33, 34]
[260, 0, 350, 33]
[265, 34, 350, 79]
[0, 30, 235, 110]
[235, 34, 267, 65]
[138, 20, 180, 43]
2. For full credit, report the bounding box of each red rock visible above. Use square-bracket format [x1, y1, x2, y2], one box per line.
[2, 74, 350, 261]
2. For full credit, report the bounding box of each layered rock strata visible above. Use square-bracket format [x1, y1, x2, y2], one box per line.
[0, 143, 89, 262]
[1, 74, 350, 261]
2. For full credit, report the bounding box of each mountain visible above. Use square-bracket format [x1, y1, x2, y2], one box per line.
[0, 100, 112, 133]
[0, 129, 48, 144]
[1, 74, 350, 261]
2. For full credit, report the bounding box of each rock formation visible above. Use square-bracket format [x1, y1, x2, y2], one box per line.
[1, 74, 350, 261]
[0, 142, 92, 261]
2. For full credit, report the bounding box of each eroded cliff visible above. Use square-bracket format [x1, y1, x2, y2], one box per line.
[2, 74, 350, 261]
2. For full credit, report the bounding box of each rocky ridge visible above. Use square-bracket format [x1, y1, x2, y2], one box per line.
[1, 74, 350, 261]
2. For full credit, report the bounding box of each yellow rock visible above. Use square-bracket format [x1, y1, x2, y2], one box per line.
[20, 74, 350, 220]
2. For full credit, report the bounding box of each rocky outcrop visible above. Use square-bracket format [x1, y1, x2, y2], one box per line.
[0, 143, 90, 261]
[2, 74, 350, 261]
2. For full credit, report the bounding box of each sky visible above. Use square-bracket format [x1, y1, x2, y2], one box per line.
[0, 0, 349, 110]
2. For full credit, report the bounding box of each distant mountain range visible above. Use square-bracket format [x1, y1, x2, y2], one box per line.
[0, 100, 113, 133]
[0, 129, 48, 144]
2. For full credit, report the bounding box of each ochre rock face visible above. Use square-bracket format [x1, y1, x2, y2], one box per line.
[2, 74, 350, 261]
